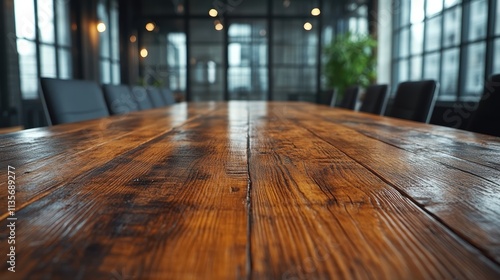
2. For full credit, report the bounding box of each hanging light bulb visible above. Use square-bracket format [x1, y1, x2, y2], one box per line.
[215, 22, 224, 31]
[303, 22, 312, 31]
[97, 22, 106, 32]
[145, 22, 155, 32]
[209, 9, 218, 17]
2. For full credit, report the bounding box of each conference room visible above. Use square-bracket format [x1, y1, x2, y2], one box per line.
[0, 0, 499, 279]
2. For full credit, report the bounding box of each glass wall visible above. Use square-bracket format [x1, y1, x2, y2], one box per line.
[140, 19, 186, 95]
[228, 20, 268, 101]
[189, 19, 225, 101]
[272, 19, 318, 101]
[14, 0, 72, 99]
[98, 0, 121, 85]
[392, 0, 499, 102]
[137, 0, 356, 102]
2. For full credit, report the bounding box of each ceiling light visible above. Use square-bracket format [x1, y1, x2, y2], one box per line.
[303, 22, 312, 31]
[209, 9, 218, 17]
[311, 8, 321, 16]
[145, 22, 155, 32]
[129, 35, 137, 43]
[215, 23, 224, 31]
[97, 22, 106, 32]
[140, 48, 148, 58]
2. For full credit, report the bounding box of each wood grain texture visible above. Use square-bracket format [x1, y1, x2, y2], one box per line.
[1, 103, 248, 279]
[0, 101, 499, 279]
[0, 126, 23, 135]
[248, 103, 500, 279]
[0, 103, 215, 220]
[287, 103, 500, 264]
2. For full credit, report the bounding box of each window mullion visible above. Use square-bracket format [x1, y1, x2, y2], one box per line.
[53, 0, 60, 78]
[33, 0, 42, 86]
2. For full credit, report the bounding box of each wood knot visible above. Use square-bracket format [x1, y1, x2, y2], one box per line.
[230, 187, 240, 193]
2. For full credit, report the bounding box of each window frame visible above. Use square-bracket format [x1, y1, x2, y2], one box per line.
[14, 0, 72, 99]
[391, 0, 500, 102]
[98, 0, 121, 85]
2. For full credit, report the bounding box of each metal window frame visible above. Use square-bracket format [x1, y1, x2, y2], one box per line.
[391, 0, 499, 103]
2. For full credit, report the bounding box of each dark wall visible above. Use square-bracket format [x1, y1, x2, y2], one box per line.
[0, 0, 22, 127]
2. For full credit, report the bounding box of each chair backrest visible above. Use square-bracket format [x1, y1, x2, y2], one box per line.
[40, 78, 109, 125]
[360, 84, 389, 115]
[130, 86, 154, 110]
[146, 87, 167, 107]
[338, 86, 359, 110]
[102, 84, 139, 115]
[467, 74, 500, 137]
[387, 80, 438, 123]
[161, 88, 176, 105]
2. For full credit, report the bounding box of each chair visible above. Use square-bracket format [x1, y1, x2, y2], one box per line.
[130, 86, 154, 110]
[387, 80, 438, 123]
[40, 78, 109, 125]
[161, 88, 176, 105]
[146, 87, 167, 107]
[359, 84, 389, 115]
[102, 84, 139, 115]
[337, 86, 359, 110]
[467, 74, 500, 137]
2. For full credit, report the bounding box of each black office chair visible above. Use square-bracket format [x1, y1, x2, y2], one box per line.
[467, 74, 500, 137]
[102, 84, 139, 115]
[40, 78, 109, 125]
[338, 86, 359, 110]
[359, 84, 389, 115]
[161, 88, 176, 105]
[387, 80, 438, 123]
[130, 86, 154, 110]
[146, 87, 167, 108]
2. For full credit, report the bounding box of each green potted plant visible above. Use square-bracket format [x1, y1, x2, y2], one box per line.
[323, 32, 377, 105]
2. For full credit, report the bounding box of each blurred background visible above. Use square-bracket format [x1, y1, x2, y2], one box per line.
[0, 0, 498, 130]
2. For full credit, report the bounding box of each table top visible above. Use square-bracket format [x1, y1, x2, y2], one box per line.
[1, 101, 500, 279]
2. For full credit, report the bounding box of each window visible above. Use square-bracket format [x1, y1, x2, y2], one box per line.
[14, 0, 72, 99]
[138, 0, 364, 102]
[495, 39, 500, 73]
[272, 19, 318, 101]
[228, 21, 268, 101]
[98, 0, 120, 85]
[441, 48, 460, 99]
[392, 0, 498, 101]
[189, 19, 225, 101]
[167, 33, 187, 92]
[443, 6, 461, 47]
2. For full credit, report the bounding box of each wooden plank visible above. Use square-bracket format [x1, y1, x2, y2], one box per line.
[330, 113, 500, 182]
[0, 104, 217, 219]
[0, 126, 23, 135]
[248, 102, 500, 279]
[280, 103, 500, 264]
[0, 103, 249, 279]
[328, 110, 500, 170]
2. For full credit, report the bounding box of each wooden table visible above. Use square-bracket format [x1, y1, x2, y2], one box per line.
[1, 101, 499, 279]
